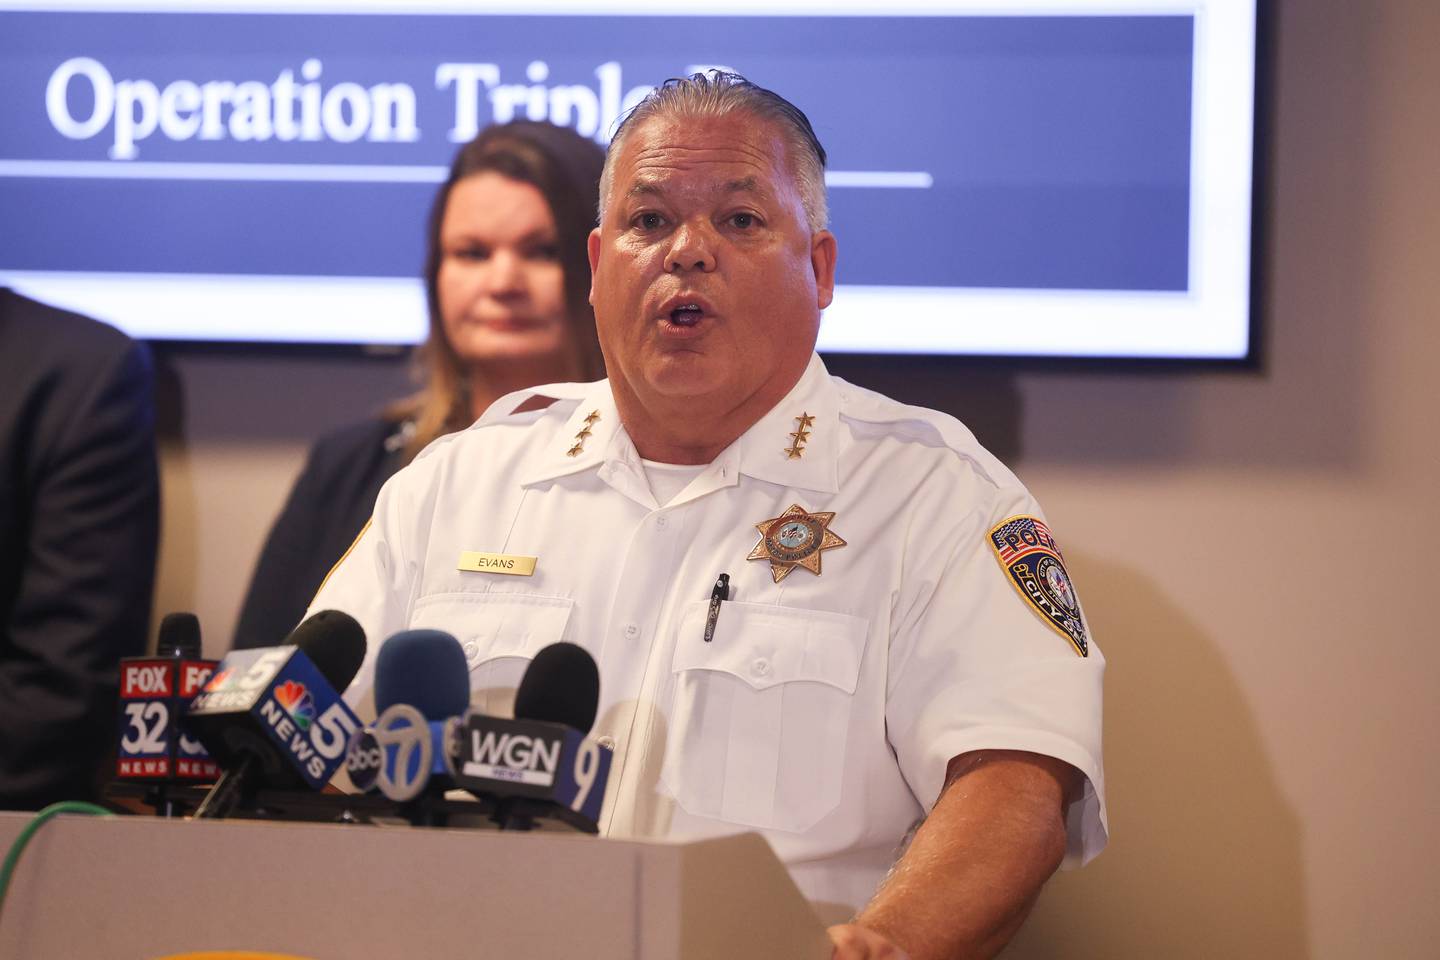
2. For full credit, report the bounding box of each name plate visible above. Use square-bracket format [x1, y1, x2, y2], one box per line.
[457, 552, 536, 577]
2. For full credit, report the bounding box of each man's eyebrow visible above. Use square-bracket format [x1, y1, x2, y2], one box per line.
[627, 180, 664, 199]
[723, 176, 763, 195]
[624, 176, 770, 199]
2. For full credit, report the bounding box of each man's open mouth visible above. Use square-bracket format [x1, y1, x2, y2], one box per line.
[669, 304, 704, 327]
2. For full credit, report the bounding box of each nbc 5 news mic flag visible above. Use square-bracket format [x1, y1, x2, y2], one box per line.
[187, 646, 360, 789]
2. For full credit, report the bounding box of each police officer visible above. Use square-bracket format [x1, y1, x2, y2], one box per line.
[314, 72, 1106, 960]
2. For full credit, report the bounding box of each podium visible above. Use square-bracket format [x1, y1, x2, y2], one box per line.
[0, 812, 831, 959]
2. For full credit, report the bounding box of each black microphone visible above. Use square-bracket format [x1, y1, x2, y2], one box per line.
[515, 641, 601, 734]
[186, 610, 366, 819]
[452, 642, 612, 831]
[115, 613, 221, 797]
[346, 630, 468, 810]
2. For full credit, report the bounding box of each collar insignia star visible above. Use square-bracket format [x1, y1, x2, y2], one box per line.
[747, 503, 847, 583]
[566, 409, 601, 457]
[784, 412, 816, 460]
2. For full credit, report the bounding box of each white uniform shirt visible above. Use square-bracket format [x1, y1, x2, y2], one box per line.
[312, 353, 1108, 913]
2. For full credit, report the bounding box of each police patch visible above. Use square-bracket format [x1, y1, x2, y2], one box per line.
[989, 515, 1088, 657]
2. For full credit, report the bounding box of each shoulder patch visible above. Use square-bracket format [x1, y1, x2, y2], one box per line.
[989, 515, 1088, 657]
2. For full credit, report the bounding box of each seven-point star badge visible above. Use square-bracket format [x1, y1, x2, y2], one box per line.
[747, 504, 847, 583]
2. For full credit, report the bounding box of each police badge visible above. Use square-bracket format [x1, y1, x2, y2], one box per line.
[989, 515, 1089, 657]
[748, 504, 847, 583]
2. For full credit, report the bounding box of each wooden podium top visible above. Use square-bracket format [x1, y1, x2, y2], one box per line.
[0, 812, 830, 960]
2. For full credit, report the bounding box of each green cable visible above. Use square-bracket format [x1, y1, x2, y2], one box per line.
[0, 801, 114, 923]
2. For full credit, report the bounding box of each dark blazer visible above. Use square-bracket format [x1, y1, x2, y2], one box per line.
[0, 289, 159, 809]
[233, 417, 408, 650]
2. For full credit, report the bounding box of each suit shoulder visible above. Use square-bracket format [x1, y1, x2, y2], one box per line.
[299, 416, 405, 484]
[0, 289, 144, 371]
[309, 417, 404, 463]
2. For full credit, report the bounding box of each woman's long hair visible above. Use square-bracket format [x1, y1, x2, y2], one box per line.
[387, 121, 606, 462]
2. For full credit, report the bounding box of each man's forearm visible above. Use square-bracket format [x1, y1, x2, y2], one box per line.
[851, 750, 1076, 960]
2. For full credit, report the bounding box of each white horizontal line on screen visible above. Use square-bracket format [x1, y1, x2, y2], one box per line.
[0, 159, 934, 187]
[0, 270, 1249, 358]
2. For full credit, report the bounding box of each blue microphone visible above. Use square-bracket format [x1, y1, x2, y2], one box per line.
[346, 629, 468, 804]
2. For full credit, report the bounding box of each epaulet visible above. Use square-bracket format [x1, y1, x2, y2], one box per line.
[832, 375, 1016, 491]
[407, 383, 591, 466]
[470, 381, 593, 430]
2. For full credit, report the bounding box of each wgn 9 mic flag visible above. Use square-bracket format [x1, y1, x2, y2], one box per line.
[453, 642, 612, 830]
[115, 612, 219, 783]
[187, 610, 365, 818]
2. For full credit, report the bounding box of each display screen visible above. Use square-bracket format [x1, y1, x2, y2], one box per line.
[0, 0, 1257, 359]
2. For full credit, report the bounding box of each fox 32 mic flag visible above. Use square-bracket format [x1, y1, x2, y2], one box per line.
[116, 653, 219, 782]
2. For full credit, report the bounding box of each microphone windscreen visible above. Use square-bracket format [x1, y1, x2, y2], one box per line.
[286, 610, 366, 691]
[157, 612, 202, 659]
[515, 642, 599, 734]
[374, 630, 469, 719]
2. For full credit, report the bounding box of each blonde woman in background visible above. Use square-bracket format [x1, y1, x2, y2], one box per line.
[234, 121, 605, 649]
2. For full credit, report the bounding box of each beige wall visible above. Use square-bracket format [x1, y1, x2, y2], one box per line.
[152, 1, 1439, 955]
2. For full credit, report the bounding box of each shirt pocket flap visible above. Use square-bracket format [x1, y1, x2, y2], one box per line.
[411, 592, 574, 666]
[671, 599, 869, 694]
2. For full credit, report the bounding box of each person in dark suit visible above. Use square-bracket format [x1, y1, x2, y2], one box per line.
[233, 121, 606, 649]
[0, 289, 159, 809]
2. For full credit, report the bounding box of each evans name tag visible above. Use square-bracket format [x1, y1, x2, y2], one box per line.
[457, 552, 537, 577]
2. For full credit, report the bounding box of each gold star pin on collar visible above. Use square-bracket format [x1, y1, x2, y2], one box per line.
[566, 409, 601, 457]
[784, 412, 816, 460]
[747, 503, 847, 583]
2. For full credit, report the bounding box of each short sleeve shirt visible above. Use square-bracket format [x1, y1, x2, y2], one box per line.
[311, 353, 1108, 912]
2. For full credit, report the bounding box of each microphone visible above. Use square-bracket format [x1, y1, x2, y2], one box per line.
[453, 642, 612, 831]
[115, 613, 221, 790]
[346, 630, 468, 806]
[186, 610, 366, 819]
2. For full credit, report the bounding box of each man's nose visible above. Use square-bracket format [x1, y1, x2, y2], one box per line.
[666, 222, 717, 273]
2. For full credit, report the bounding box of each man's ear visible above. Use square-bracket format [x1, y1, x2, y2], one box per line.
[811, 230, 838, 310]
[587, 227, 602, 304]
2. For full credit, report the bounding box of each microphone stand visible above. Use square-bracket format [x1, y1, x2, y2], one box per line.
[192, 754, 258, 819]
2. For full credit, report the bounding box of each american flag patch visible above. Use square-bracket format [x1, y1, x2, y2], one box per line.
[990, 515, 1062, 564]
[989, 515, 1088, 657]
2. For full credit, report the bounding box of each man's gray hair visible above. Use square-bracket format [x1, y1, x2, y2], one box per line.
[598, 71, 829, 232]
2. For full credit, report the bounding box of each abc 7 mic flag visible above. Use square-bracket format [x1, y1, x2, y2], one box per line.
[347, 704, 461, 802]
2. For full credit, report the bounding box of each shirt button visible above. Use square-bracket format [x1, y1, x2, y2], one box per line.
[623, 623, 640, 640]
[752, 657, 770, 678]
[597, 735, 616, 751]
[655, 515, 668, 529]
[462, 639, 481, 667]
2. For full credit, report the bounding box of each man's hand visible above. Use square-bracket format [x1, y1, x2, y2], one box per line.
[829, 923, 911, 959]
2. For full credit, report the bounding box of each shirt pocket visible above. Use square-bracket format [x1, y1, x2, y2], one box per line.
[409, 592, 575, 717]
[660, 599, 869, 834]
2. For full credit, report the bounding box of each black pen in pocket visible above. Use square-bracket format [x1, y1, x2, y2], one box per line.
[704, 573, 730, 642]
